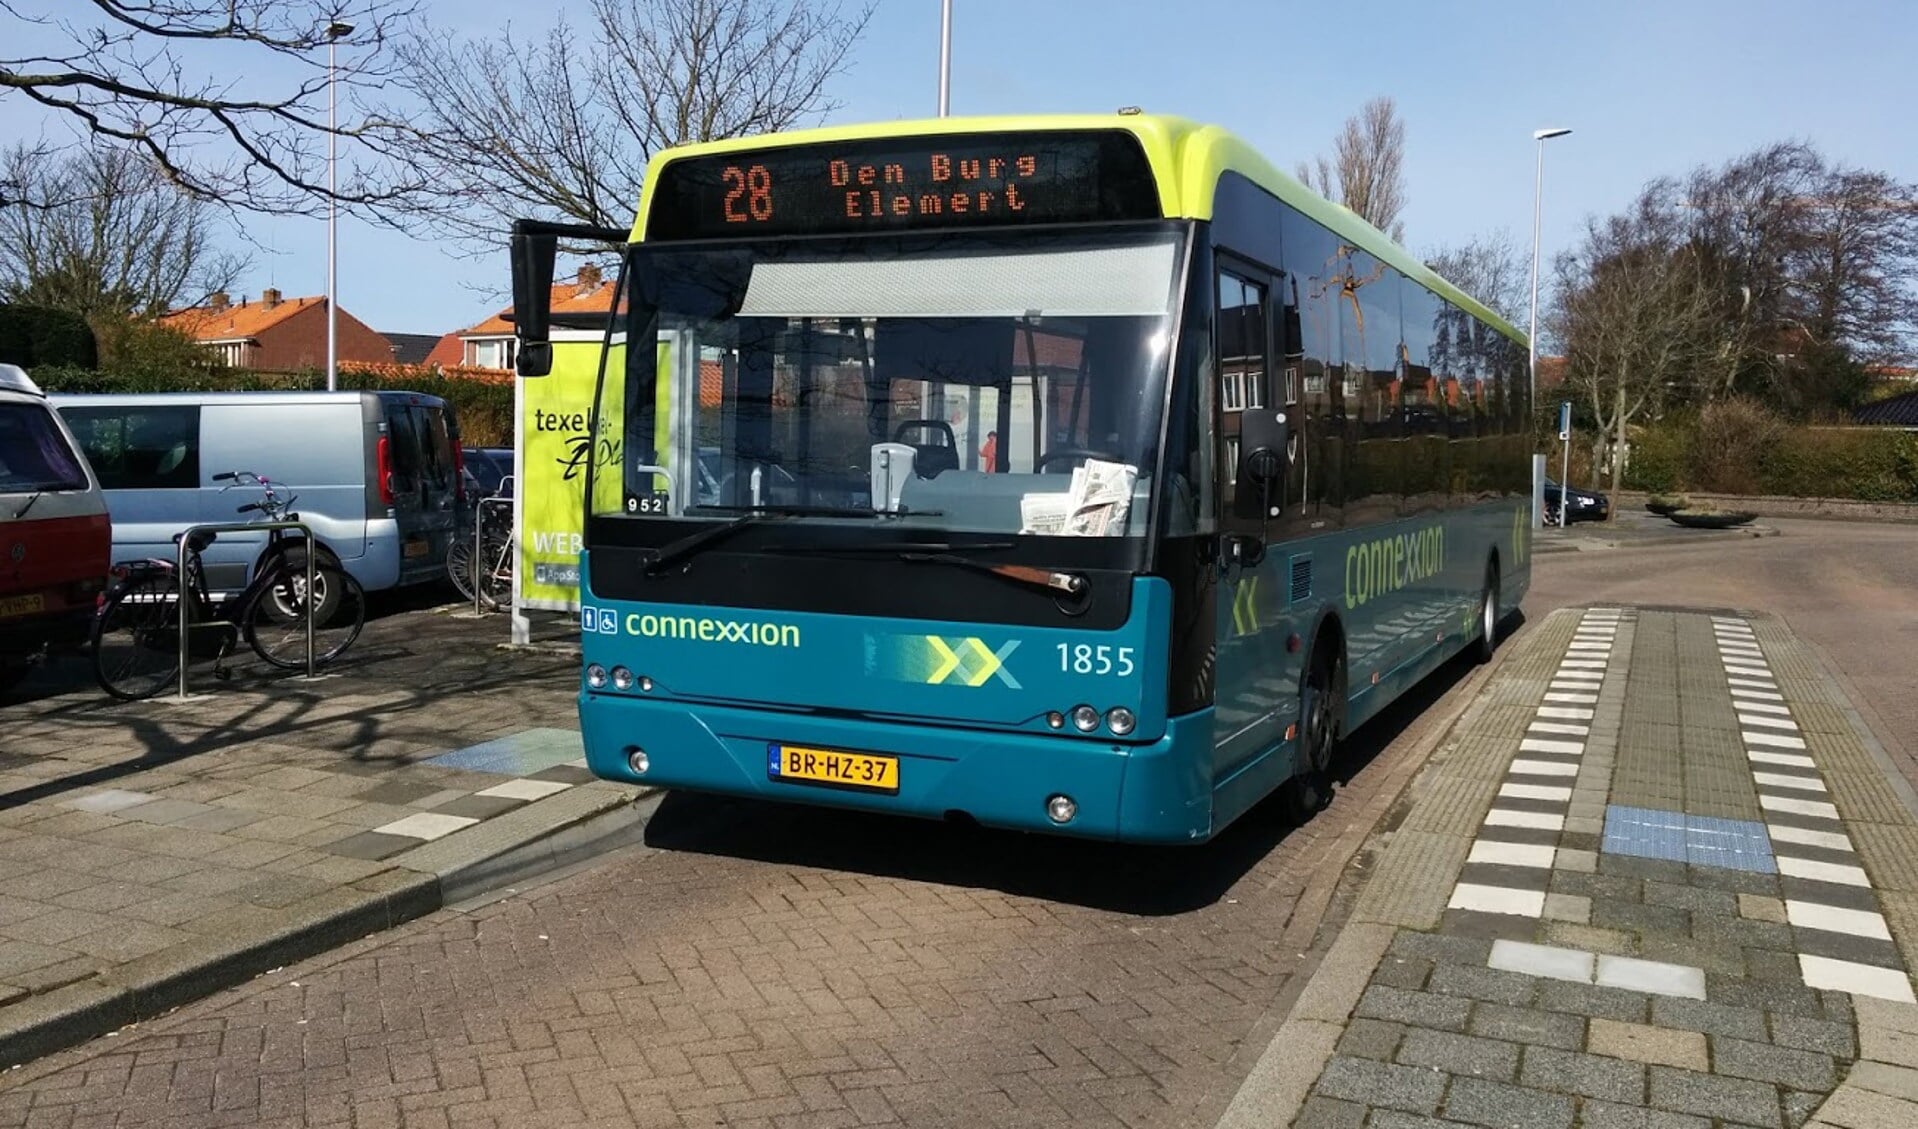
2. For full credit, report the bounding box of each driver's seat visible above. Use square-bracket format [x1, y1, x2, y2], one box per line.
[893, 420, 960, 479]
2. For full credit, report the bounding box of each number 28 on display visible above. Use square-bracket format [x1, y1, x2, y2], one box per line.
[1057, 644, 1135, 677]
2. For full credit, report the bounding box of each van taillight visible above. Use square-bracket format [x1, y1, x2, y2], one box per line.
[377, 436, 395, 505]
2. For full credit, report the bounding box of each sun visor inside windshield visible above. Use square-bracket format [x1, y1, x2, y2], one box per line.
[872, 320, 1015, 388]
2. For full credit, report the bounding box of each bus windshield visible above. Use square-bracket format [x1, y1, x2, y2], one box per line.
[601, 225, 1187, 539]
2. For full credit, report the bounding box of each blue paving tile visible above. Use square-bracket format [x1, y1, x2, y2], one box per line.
[426, 728, 585, 775]
[1602, 805, 1776, 873]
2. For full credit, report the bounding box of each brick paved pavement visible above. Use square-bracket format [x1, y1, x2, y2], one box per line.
[1223, 605, 1918, 1129]
[0, 615, 1500, 1128]
[0, 602, 643, 1064]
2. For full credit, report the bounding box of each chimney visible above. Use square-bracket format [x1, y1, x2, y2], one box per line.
[209, 290, 230, 311]
[577, 264, 602, 292]
[261, 287, 281, 310]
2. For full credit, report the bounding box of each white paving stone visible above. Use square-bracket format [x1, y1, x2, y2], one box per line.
[1488, 939, 1593, 982]
[1553, 671, 1605, 682]
[1777, 857, 1871, 888]
[1595, 955, 1707, 1000]
[1537, 706, 1596, 720]
[1519, 738, 1586, 756]
[1785, 901, 1892, 941]
[1753, 771, 1826, 793]
[1734, 701, 1792, 716]
[1767, 823, 1853, 852]
[1560, 660, 1609, 670]
[1450, 884, 1546, 917]
[1748, 750, 1818, 769]
[1746, 731, 1808, 750]
[1724, 664, 1773, 678]
[476, 779, 575, 801]
[64, 789, 155, 814]
[1731, 687, 1786, 702]
[1499, 782, 1573, 802]
[1528, 722, 1591, 737]
[1544, 693, 1599, 704]
[1798, 955, 1917, 1003]
[1759, 794, 1841, 821]
[1469, 840, 1557, 868]
[375, 812, 481, 841]
[1509, 759, 1581, 778]
[1484, 808, 1566, 831]
[1738, 714, 1799, 731]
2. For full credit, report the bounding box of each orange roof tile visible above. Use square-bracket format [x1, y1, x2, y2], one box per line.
[161, 294, 322, 341]
[423, 331, 464, 371]
[462, 270, 617, 337]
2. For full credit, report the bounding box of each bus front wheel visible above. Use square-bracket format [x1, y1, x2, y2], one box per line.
[1284, 636, 1345, 819]
[1475, 561, 1501, 665]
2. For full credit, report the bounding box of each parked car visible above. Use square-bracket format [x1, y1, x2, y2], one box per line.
[461, 446, 514, 498]
[52, 390, 463, 596]
[0, 364, 111, 692]
[1544, 477, 1609, 524]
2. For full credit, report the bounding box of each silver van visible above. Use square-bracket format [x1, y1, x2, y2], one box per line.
[51, 390, 464, 595]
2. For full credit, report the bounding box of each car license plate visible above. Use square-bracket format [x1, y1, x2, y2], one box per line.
[0, 593, 45, 620]
[767, 744, 899, 793]
[403, 538, 430, 559]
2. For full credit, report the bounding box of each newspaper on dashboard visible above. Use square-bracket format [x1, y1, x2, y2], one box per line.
[1018, 459, 1137, 536]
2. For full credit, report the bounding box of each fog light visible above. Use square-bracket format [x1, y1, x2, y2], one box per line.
[1070, 704, 1099, 732]
[586, 663, 608, 689]
[1106, 706, 1136, 736]
[1046, 711, 1065, 730]
[626, 747, 649, 775]
[1046, 794, 1077, 824]
[611, 666, 634, 691]
[638, 675, 654, 692]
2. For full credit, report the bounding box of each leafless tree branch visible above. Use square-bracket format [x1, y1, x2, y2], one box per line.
[1297, 96, 1407, 242]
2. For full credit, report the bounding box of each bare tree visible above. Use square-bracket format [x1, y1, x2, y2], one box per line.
[0, 142, 246, 318]
[1551, 181, 1721, 503]
[1297, 96, 1408, 241]
[1787, 168, 1918, 365]
[1, 0, 420, 215]
[393, 0, 871, 242]
[1423, 229, 1527, 325]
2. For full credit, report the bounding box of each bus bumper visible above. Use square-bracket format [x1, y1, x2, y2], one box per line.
[578, 693, 1217, 844]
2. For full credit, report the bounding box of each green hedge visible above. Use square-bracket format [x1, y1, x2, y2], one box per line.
[30, 365, 515, 446]
[1623, 419, 1918, 502]
[0, 305, 98, 369]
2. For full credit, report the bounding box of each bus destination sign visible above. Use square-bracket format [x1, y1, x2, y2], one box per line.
[645, 131, 1160, 240]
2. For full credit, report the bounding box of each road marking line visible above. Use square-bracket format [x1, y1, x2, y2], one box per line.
[1499, 782, 1573, 802]
[1746, 731, 1808, 749]
[1753, 771, 1827, 793]
[1785, 900, 1892, 940]
[1510, 759, 1581, 777]
[1777, 857, 1871, 887]
[1733, 701, 1792, 716]
[1536, 706, 1596, 720]
[1768, 823, 1853, 852]
[1759, 794, 1841, 820]
[1567, 641, 1612, 650]
[1469, 840, 1557, 868]
[1529, 722, 1591, 736]
[1449, 883, 1546, 917]
[1485, 808, 1566, 831]
[1715, 627, 1756, 637]
[1544, 693, 1599, 704]
[1739, 714, 1800, 731]
[1520, 738, 1586, 755]
[1798, 955, 1916, 1003]
[1725, 665, 1774, 678]
[1560, 662, 1610, 671]
[1729, 677, 1780, 689]
[1748, 750, 1818, 769]
[1732, 688, 1787, 702]
[1554, 670, 1605, 682]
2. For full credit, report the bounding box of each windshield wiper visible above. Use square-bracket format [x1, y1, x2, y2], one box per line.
[762, 540, 1087, 599]
[688, 503, 940, 518]
[644, 512, 771, 576]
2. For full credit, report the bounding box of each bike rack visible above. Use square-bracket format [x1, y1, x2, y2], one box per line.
[175, 521, 317, 701]
[473, 493, 515, 617]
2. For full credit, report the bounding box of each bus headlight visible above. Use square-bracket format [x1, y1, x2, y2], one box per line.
[1106, 707, 1136, 736]
[611, 666, 635, 691]
[586, 664, 608, 689]
[1070, 705, 1100, 732]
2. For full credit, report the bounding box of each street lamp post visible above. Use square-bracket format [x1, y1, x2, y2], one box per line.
[938, 0, 952, 116]
[1527, 127, 1571, 412]
[325, 21, 354, 393]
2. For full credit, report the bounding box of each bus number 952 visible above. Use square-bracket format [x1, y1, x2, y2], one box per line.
[1058, 644, 1135, 677]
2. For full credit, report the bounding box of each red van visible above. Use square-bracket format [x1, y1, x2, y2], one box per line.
[0, 364, 111, 694]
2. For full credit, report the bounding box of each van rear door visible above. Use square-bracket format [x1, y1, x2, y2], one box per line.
[380, 396, 459, 578]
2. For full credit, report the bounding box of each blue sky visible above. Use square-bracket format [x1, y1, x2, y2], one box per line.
[7, 0, 1916, 338]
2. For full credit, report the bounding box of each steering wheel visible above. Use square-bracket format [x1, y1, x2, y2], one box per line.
[1037, 447, 1125, 473]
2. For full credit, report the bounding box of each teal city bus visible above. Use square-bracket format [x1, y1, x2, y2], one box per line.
[508, 113, 1532, 844]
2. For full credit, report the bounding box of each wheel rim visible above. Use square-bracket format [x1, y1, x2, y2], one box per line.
[1302, 659, 1337, 773]
[272, 570, 329, 621]
[1482, 579, 1498, 641]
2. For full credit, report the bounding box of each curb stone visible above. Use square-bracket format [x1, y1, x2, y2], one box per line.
[0, 782, 654, 1068]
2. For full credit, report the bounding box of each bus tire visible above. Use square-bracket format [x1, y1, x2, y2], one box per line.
[1284, 633, 1345, 819]
[1475, 560, 1501, 665]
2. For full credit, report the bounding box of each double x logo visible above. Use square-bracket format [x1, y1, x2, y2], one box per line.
[925, 636, 1022, 688]
[1230, 576, 1262, 637]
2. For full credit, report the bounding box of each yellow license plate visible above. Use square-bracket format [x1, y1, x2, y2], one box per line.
[0, 593, 45, 620]
[768, 744, 899, 793]
[403, 538, 430, 558]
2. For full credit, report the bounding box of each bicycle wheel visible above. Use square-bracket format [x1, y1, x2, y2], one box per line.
[446, 531, 479, 603]
[243, 560, 367, 670]
[92, 571, 184, 700]
[476, 534, 514, 610]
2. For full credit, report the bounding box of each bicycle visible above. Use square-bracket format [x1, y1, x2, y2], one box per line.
[90, 470, 368, 700]
[446, 476, 515, 611]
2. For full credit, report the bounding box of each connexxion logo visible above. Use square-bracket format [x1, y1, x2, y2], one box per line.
[580, 606, 801, 648]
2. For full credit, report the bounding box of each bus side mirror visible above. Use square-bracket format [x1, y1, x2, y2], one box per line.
[1235, 409, 1290, 522]
[511, 221, 557, 377]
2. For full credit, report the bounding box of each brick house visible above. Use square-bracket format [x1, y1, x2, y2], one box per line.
[447, 266, 618, 373]
[160, 289, 394, 373]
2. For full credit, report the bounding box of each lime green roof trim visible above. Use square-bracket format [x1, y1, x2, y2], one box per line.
[630, 112, 1525, 347]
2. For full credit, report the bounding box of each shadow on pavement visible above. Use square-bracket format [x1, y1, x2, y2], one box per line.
[644, 630, 1502, 916]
